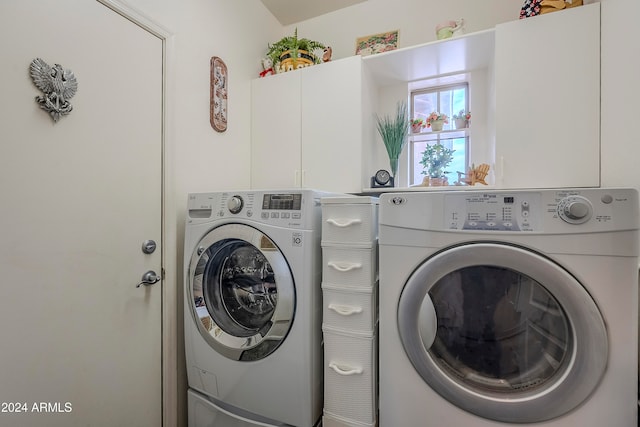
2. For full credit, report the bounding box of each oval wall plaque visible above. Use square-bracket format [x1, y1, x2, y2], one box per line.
[210, 56, 228, 132]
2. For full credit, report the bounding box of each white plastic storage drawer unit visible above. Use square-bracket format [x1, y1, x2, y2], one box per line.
[323, 411, 376, 427]
[321, 197, 378, 245]
[322, 325, 377, 425]
[321, 196, 379, 426]
[322, 245, 378, 288]
[321, 283, 377, 333]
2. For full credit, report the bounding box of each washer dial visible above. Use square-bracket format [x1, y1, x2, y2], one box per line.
[557, 195, 592, 224]
[227, 195, 244, 214]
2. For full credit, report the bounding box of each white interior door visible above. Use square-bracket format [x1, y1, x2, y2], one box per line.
[0, 1, 163, 426]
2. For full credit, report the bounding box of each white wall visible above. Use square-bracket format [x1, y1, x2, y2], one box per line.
[283, 0, 521, 61]
[123, 0, 282, 198]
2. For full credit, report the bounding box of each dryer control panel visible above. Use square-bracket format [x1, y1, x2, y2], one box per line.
[438, 188, 638, 233]
[444, 192, 542, 231]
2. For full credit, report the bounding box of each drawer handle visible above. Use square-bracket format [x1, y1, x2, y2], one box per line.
[328, 261, 362, 272]
[329, 362, 363, 376]
[328, 303, 363, 316]
[326, 218, 362, 228]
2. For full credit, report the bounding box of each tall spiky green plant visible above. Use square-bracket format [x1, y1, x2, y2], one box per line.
[375, 101, 409, 176]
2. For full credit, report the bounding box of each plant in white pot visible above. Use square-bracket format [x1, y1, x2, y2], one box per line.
[453, 110, 471, 129]
[426, 112, 449, 132]
[375, 101, 409, 182]
[410, 118, 426, 134]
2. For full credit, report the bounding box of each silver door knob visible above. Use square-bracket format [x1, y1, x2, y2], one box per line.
[137, 270, 161, 288]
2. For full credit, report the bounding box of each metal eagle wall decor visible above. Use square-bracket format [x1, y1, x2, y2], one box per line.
[29, 58, 78, 122]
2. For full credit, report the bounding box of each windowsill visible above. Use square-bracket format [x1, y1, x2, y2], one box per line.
[360, 185, 496, 195]
[410, 128, 468, 141]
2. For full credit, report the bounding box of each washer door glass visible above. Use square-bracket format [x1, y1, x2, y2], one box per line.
[188, 224, 295, 361]
[398, 243, 607, 423]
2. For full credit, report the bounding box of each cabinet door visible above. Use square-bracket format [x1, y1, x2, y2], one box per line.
[302, 56, 364, 193]
[495, 4, 600, 188]
[251, 71, 302, 188]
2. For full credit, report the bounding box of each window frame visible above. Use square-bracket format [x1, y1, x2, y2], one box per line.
[409, 82, 470, 186]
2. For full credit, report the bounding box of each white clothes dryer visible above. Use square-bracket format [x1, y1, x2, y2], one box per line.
[378, 188, 639, 426]
[184, 190, 335, 427]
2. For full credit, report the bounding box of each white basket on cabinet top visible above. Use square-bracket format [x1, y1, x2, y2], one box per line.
[322, 245, 377, 288]
[321, 197, 379, 245]
[322, 283, 377, 333]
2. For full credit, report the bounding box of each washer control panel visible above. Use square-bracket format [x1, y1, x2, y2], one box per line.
[187, 191, 309, 227]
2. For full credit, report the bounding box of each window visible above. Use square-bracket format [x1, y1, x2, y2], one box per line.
[410, 83, 468, 186]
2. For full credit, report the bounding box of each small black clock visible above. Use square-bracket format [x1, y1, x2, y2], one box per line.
[371, 169, 394, 188]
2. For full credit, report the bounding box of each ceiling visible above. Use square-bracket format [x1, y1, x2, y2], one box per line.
[260, 0, 368, 25]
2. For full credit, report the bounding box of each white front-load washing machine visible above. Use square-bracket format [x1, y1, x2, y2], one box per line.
[184, 190, 335, 427]
[378, 188, 639, 426]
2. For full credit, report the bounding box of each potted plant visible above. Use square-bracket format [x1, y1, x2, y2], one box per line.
[419, 143, 455, 186]
[410, 118, 426, 134]
[266, 28, 326, 73]
[453, 110, 471, 129]
[426, 112, 449, 131]
[375, 101, 409, 180]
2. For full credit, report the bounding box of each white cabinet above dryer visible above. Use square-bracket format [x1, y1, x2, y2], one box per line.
[494, 3, 601, 188]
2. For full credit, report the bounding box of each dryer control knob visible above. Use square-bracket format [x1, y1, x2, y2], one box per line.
[227, 195, 244, 214]
[558, 196, 592, 224]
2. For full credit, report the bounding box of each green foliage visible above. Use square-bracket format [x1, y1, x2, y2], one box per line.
[266, 28, 326, 67]
[375, 101, 409, 162]
[420, 143, 455, 178]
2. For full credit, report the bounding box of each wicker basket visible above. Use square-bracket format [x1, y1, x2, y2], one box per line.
[279, 49, 315, 72]
[420, 176, 448, 187]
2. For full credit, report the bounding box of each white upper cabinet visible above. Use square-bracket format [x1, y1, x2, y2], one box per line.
[494, 3, 601, 188]
[251, 5, 601, 192]
[301, 56, 370, 193]
[251, 71, 302, 190]
[251, 56, 370, 193]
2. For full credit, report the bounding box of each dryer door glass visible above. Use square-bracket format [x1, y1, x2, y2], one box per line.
[429, 266, 570, 393]
[188, 224, 295, 361]
[398, 243, 607, 423]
